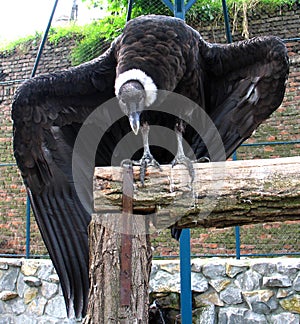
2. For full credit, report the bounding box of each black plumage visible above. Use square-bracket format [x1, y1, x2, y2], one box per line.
[12, 15, 289, 318]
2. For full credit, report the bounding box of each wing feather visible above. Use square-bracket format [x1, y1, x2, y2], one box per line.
[194, 36, 289, 160]
[12, 40, 118, 318]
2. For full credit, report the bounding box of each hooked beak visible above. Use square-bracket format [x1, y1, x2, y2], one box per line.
[129, 111, 140, 135]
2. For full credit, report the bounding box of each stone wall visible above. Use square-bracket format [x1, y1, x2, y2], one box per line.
[0, 257, 299, 323]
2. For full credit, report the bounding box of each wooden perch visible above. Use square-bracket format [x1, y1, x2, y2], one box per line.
[85, 156, 299, 323]
[94, 156, 300, 230]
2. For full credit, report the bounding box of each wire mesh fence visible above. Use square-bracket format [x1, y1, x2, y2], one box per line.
[0, 0, 299, 258]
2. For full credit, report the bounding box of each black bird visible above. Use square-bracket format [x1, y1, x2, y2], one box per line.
[12, 15, 289, 319]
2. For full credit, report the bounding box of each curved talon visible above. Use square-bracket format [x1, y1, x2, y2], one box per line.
[122, 154, 161, 185]
[196, 156, 210, 163]
[139, 153, 162, 184]
[172, 155, 195, 182]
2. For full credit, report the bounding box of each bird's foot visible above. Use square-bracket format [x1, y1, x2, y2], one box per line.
[171, 155, 195, 182]
[138, 152, 162, 185]
[122, 152, 162, 185]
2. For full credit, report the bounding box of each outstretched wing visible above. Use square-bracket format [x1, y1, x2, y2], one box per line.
[12, 41, 117, 318]
[193, 36, 289, 160]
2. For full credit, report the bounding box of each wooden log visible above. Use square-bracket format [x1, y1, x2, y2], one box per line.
[94, 156, 300, 230]
[86, 156, 299, 323]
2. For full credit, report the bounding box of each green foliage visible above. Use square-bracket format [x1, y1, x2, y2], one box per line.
[0, 32, 41, 53]
[70, 15, 125, 65]
[186, 0, 297, 23]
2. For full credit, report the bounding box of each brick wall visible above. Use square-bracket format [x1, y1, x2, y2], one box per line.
[0, 4, 299, 256]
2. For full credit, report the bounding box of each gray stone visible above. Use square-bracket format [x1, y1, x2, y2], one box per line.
[252, 262, 277, 276]
[263, 275, 292, 288]
[270, 312, 300, 324]
[293, 272, 300, 292]
[7, 297, 26, 315]
[36, 262, 54, 280]
[0, 263, 9, 270]
[41, 280, 58, 299]
[191, 272, 209, 293]
[277, 287, 294, 298]
[226, 263, 248, 278]
[49, 274, 60, 284]
[45, 296, 68, 318]
[194, 289, 224, 307]
[242, 289, 274, 313]
[27, 296, 48, 316]
[197, 304, 216, 324]
[191, 260, 202, 273]
[16, 271, 26, 298]
[0, 259, 22, 267]
[15, 314, 38, 324]
[209, 278, 231, 292]
[220, 285, 243, 305]
[202, 263, 226, 279]
[24, 276, 42, 287]
[218, 307, 248, 324]
[244, 311, 267, 323]
[277, 261, 300, 276]
[0, 315, 14, 324]
[150, 270, 180, 292]
[0, 300, 6, 313]
[0, 266, 19, 291]
[235, 270, 262, 291]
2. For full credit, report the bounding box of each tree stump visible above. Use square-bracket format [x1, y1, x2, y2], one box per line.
[84, 156, 300, 323]
[83, 164, 152, 323]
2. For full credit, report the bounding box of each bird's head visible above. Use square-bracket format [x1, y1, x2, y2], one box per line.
[117, 80, 145, 135]
[115, 69, 158, 135]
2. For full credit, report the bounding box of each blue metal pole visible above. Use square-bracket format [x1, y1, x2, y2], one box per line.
[172, 2, 196, 322]
[25, 196, 31, 259]
[221, 0, 232, 43]
[174, 0, 185, 20]
[232, 147, 241, 259]
[180, 229, 192, 324]
[25, 0, 59, 257]
[31, 0, 59, 78]
[221, 0, 242, 260]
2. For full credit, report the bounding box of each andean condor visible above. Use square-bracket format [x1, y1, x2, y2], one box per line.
[12, 15, 289, 318]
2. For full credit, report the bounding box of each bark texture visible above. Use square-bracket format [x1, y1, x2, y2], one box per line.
[83, 214, 152, 324]
[94, 157, 300, 229]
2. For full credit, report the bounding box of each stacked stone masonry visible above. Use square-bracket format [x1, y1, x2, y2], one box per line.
[0, 258, 300, 323]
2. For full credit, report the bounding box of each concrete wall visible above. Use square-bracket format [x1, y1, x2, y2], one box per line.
[0, 257, 299, 323]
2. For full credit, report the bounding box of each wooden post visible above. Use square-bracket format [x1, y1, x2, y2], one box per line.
[84, 156, 300, 322]
[83, 165, 152, 323]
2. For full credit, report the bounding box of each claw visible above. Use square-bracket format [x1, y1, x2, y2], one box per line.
[196, 156, 210, 163]
[139, 152, 162, 185]
[121, 154, 161, 185]
[172, 155, 195, 182]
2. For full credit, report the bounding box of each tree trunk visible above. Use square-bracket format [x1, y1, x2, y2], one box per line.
[83, 214, 152, 324]
[84, 164, 152, 323]
[85, 156, 300, 323]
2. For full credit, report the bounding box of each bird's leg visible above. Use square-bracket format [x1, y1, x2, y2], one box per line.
[138, 123, 162, 184]
[122, 123, 162, 184]
[172, 120, 195, 181]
